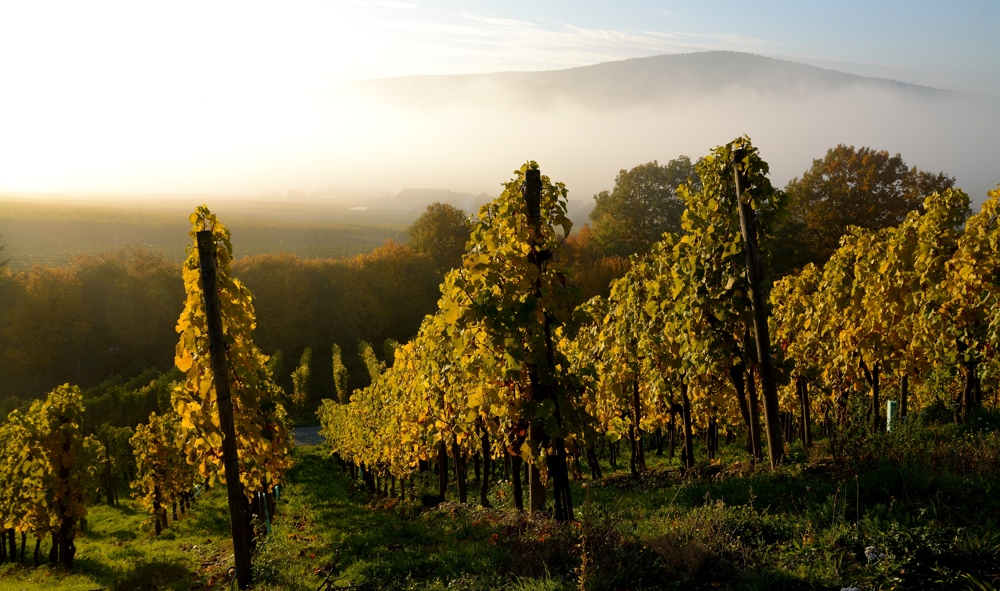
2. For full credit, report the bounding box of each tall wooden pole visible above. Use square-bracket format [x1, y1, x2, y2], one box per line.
[196, 231, 253, 590]
[731, 158, 785, 469]
[523, 168, 547, 515]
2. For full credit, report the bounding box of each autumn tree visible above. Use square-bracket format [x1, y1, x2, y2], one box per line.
[407, 202, 471, 272]
[563, 224, 630, 300]
[779, 145, 959, 271]
[563, 224, 602, 265]
[589, 157, 700, 257]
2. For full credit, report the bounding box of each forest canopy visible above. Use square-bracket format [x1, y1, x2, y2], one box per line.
[0, 240, 443, 406]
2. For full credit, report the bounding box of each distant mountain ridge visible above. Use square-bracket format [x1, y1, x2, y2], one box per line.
[347, 51, 970, 110]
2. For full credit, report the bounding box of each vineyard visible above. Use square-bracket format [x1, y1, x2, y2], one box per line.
[1, 136, 999, 589]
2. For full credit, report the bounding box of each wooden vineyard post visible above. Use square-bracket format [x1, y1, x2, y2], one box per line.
[524, 168, 548, 515]
[732, 157, 785, 469]
[523, 167, 573, 521]
[196, 231, 253, 590]
[798, 376, 812, 447]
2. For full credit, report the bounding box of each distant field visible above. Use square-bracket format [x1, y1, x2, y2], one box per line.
[0, 200, 407, 270]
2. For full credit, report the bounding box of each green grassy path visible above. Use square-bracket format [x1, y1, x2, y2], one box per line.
[253, 446, 522, 591]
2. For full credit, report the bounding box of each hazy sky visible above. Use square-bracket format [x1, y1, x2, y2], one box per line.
[1, 1, 997, 196]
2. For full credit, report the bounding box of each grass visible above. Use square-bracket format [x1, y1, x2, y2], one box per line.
[3, 423, 1000, 590]
[253, 435, 1000, 590]
[253, 448, 512, 591]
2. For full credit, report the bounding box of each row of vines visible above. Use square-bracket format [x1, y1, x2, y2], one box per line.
[319, 136, 1000, 520]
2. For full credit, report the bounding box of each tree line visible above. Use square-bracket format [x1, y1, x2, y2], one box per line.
[0, 240, 443, 410]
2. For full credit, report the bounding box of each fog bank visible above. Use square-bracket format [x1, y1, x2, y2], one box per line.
[3, 52, 997, 204]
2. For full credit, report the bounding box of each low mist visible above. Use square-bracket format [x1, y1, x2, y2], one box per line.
[315, 59, 1000, 204]
[3, 53, 998, 206]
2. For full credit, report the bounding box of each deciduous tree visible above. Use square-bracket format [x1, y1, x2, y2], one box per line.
[589, 157, 699, 257]
[780, 145, 959, 271]
[407, 202, 470, 272]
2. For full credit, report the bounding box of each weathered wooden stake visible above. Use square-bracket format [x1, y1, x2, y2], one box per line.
[436, 441, 449, 502]
[196, 231, 253, 590]
[510, 451, 524, 510]
[479, 431, 491, 507]
[452, 441, 468, 504]
[798, 376, 812, 447]
[680, 383, 694, 469]
[900, 374, 908, 423]
[633, 380, 646, 472]
[732, 159, 784, 469]
[523, 168, 548, 515]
